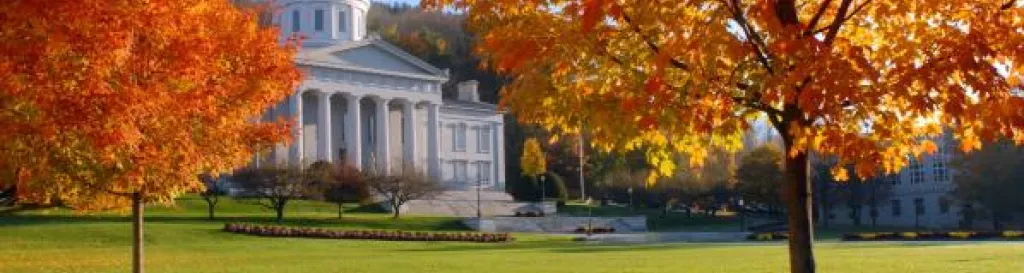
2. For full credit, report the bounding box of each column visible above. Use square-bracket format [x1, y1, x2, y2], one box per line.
[402, 100, 419, 171]
[426, 103, 441, 180]
[344, 94, 362, 170]
[317, 92, 333, 162]
[374, 97, 391, 174]
[493, 122, 505, 191]
[288, 91, 303, 164]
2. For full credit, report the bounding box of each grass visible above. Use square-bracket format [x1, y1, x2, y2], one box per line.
[2, 197, 1024, 273]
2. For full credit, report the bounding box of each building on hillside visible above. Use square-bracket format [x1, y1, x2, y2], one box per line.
[254, 0, 507, 195]
[818, 135, 963, 229]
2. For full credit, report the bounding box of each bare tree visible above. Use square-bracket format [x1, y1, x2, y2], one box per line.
[320, 162, 369, 218]
[198, 174, 229, 220]
[233, 162, 329, 223]
[364, 165, 443, 219]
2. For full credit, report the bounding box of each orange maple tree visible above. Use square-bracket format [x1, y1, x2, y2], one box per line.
[0, 0, 300, 209]
[424, 0, 1024, 272]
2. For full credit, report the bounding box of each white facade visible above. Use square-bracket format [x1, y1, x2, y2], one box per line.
[822, 136, 961, 229]
[257, 0, 505, 191]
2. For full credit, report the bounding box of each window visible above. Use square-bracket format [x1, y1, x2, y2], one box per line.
[914, 198, 925, 215]
[939, 198, 950, 214]
[291, 10, 300, 32]
[887, 174, 901, 185]
[909, 157, 924, 184]
[932, 142, 949, 182]
[453, 124, 467, 151]
[337, 11, 347, 32]
[891, 199, 902, 216]
[478, 162, 492, 183]
[453, 161, 468, 182]
[478, 128, 491, 153]
[314, 9, 324, 31]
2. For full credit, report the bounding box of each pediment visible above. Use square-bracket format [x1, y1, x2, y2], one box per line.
[297, 39, 447, 80]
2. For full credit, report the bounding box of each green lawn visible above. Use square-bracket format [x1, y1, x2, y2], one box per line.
[2, 197, 1023, 273]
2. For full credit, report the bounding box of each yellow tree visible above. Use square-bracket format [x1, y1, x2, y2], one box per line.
[424, 1, 1024, 272]
[0, 1, 301, 272]
[521, 138, 548, 198]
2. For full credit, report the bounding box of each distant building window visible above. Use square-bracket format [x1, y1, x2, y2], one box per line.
[314, 9, 324, 31]
[891, 199, 902, 216]
[909, 157, 924, 184]
[887, 174, 900, 185]
[453, 124, 467, 151]
[479, 128, 491, 153]
[291, 10, 300, 32]
[454, 161, 468, 182]
[478, 162, 492, 183]
[939, 198, 950, 214]
[932, 142, 949, 182]
[914, 198, 925, 215]
[338, 11, 347, 32]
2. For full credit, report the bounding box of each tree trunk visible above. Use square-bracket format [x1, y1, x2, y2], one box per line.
[275, 201, 285, 223]
[392, 204, 401, 219]
[342, 203, 350, 220]
[207, 201, 215, 220]
[132, 192, 144, 273]
[783, 152, 816, 273]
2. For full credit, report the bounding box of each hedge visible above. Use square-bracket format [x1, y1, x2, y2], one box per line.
[842, 230, 1024, 241]
[223, 223, 513, 243]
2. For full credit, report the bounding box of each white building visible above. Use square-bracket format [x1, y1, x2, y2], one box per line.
[821, 136, 962, 229]
[257, 0, 506, 193]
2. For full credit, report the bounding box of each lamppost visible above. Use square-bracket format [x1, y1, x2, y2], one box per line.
[738, 198, 746, 231]
[540, 175, 547, 203]
[586, 197, 594, 236]
[476, 179, 482, 219]
[627, 186, 634, 211]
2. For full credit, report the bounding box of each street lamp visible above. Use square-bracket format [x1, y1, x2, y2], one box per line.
[476, 179, 482, 219]
[627, 186, 634, 211]
[540, 174, 547, 203]
[738, 199, 746, 231]
[586, 197, 594, 236]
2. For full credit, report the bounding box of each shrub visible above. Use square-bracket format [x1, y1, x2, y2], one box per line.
[1003, 231, 1023, 238]
[747, 232, 788, 241]
[899, 232, 918, 239]
[573, 226, 616, 234]
[223, 223, 512, 243]
[949, 231, 974, 239]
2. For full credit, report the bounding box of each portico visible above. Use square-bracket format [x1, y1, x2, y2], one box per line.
[256, 0, 506, 197]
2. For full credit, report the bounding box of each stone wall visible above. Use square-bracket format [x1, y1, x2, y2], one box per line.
[464, 216, 647, 233]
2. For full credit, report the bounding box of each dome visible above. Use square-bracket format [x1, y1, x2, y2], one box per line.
[277, 0, 371, 47]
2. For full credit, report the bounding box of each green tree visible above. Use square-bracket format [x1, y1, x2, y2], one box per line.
[954, 140, 1024, 230]
[736, 146, 785, 213]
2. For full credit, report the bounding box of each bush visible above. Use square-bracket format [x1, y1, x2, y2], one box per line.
[573, 226, 616, 234]
[222, 223, 513, 243]
[842, 230, 1024, 241]
[747, 232, 789, 241]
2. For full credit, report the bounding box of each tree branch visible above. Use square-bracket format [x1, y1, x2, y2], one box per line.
[727, 0, 774, 73]
[823, 0, 855, 45]
[619, 12, 690, 71]
[1002, 0, 1016, 10]
[805, 0, 835, 36]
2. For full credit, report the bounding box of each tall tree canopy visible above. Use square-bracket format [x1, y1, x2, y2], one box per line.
[423, 1, 1024, 272]
[0, 0, 301, 210]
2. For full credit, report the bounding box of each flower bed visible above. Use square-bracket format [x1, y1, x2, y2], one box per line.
[842, 230, 1024, 241]
[573, 226, 616, 234]
[223, 223, 513, 243]
[747, 232, 789, 241]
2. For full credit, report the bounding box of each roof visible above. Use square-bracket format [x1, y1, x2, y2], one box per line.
[295, 37, 449, 82]
[442, 99, 501, 112]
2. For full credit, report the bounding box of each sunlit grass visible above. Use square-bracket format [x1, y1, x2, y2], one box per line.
[2, 197, 1022, 273]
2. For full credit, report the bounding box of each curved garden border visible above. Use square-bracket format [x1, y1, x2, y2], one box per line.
[223, 223, 513, 243]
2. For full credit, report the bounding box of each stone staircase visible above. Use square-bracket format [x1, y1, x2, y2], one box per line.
[399, 190, 535, 217]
